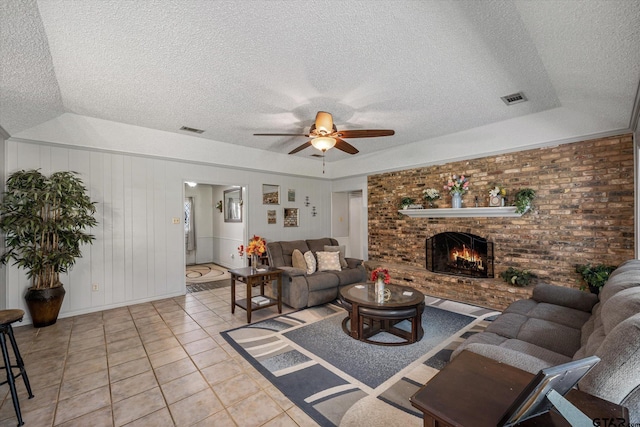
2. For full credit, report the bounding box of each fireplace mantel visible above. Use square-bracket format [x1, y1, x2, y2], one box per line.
[398, 206, 527, 218]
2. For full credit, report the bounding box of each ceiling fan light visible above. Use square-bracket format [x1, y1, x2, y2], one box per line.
[315, 111, 333, 135]
[311, 137, 336, 151]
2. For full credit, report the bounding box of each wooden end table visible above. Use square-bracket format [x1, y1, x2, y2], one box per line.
[229, 266, 283, 323]
[410, 350, 629, 427]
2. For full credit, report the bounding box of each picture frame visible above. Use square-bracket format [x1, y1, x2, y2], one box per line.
[288, 189, 295, 202]
[262, 184, 280, 204]
[499, 356, 600, 426]
[267, 209, 276, 224]
[224, 187, 242, 222]
[283, 207, 299, 227]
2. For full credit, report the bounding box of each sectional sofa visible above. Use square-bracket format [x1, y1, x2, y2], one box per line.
[265, 237, 366, 309]
[451, 259, 640, 422]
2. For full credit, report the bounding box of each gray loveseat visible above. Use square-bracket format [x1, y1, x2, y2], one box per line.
[451, 259, 640, 422]
[266, 238, 366, 309]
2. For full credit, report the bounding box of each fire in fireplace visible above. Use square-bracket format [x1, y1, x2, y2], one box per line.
[426, 232, 494, 278]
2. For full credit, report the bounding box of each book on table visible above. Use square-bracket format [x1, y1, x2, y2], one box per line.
[251, 296, 271, 305]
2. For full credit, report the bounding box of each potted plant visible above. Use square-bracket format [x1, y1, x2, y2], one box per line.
[499, 267, 535, 287]
[513, 188, 536, 214]
[576, 263, 617, 294]
[399, 197, 416, 210]
[0, 170, 97, 327]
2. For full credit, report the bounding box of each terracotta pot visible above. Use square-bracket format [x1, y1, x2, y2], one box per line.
[24, 285, 66, 327]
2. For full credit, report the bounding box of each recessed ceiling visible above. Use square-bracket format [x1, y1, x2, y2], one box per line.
[1, 0, 639, 164]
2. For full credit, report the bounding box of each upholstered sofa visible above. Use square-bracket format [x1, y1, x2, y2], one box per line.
[265, 238, 366, 309]
[451, 259, 640, 422]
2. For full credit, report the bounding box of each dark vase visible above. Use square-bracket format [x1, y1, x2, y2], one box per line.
[588, 285, 601, 295]
[24, 285, 66, 327]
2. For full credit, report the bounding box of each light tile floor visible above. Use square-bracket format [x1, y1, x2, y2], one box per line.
[0, 285, 320, 426]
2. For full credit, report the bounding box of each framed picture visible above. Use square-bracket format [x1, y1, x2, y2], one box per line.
[283, 208, 299, 227]
[224, 187, 242, 222]
[267, 209, 276, 224]
[262, 184, 280, 204]
[499, 356, 600, 426]
[288, 189, 295, 202]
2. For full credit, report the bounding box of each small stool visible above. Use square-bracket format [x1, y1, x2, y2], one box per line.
[0, 310, 34, 426]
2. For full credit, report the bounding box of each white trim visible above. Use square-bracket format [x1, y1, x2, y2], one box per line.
[8, 136, 333, 181]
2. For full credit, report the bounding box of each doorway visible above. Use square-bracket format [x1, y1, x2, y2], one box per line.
[184, 182, 245, 288]
[331, 190, 364, 259]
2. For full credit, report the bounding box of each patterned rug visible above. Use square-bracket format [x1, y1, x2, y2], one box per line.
[185, 263, 231, 284]
[186, 281, 231, 293]
[221, 296, 500, 427]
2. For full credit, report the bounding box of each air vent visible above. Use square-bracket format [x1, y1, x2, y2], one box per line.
[500, 92, 527, 106]
[179, 126, 205, 134]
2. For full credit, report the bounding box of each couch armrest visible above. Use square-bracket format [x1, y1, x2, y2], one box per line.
[278, 266, 307, 277]
[345, 258, 363, 269]
[532, 282, 598, 312]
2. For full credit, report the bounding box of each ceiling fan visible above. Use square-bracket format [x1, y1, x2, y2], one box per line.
[254, 111, 395, 156]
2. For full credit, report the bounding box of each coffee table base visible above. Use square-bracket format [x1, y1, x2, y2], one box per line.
[341, 304, 425, 346]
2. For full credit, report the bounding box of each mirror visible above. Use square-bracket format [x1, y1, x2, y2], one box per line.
[262, 184, 280, 204]
[224, 187, 242, 222]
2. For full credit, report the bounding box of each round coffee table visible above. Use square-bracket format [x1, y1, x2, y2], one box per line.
[339, 283, 425, 346]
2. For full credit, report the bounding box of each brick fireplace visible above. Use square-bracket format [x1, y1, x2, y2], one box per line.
[426, 232, 494, 278]
[367, 134, 634, 310]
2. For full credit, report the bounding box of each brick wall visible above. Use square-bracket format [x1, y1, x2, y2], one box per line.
[367, 134, 635, 310]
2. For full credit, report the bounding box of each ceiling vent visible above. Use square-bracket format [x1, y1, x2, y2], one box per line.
[500, 92, 527, 106]
[179, 126, 205, 134]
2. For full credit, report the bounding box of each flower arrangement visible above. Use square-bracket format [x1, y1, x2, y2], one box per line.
[422, 188, 440, 202]
[370, 267, 391, 284]
[489, 185, 506, 198]
[443, 174, 469, 195]
[237, 235, 266, 258]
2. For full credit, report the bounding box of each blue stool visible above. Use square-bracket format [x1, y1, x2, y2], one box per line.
[0, 310, 33, 426]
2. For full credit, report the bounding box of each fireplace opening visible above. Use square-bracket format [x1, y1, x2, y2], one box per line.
[426, 232, 494, 278]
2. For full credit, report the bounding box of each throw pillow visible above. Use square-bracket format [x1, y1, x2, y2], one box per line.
[316, 251, 342, 271]
[292, 249, 306, 270]
[303, 251, 316, 275]
[324, 245, 348, 268]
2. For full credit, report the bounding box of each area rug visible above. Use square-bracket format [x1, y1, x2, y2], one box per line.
[186, 281, 230, 293]
[185, 263, 231, 284]
[221, 296, 500, 427]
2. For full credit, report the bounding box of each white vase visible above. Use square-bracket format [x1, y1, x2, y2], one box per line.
[451, 193, 462, 208]
[375, 278, 385, 303]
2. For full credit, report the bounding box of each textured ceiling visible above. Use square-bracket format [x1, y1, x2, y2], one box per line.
[1, 0, 639, 162]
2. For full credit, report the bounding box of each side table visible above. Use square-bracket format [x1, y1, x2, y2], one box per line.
[410, 350, 628, 427]
[229, 266, 283, 323]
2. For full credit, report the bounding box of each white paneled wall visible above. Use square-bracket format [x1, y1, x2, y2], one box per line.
[4, 139, 332, 322]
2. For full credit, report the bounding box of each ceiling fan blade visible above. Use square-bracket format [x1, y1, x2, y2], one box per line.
[288, 141, 312, 154]
[337, 129, 395, 138]
[315, 112, 334, 135]
[254, 133, 308, 136]
[334, 138, 359, 155]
